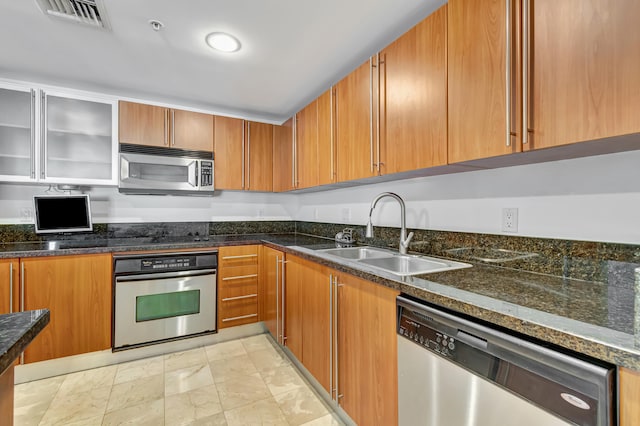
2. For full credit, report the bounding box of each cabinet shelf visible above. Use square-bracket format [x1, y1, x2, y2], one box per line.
[0, 122, 31, 130]
[47, 129, 112, 138]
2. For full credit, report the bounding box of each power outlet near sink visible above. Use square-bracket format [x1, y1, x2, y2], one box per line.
[502, 208, 518, 233]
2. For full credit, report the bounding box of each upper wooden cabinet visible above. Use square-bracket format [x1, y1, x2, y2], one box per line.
[0, 259, 18, 315]
[21, 254, 112, 364]
[380, 5, 448, 173]
[213, 116, 273, 191]
[335, 59, 378, 182]
[525, 0, 640, 151]
[272, 118, 294, 192]
[119, 100, 213, 152]
[295, 98, 320, 189]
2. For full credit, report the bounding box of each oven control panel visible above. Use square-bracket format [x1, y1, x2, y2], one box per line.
[399, 310, 457, 359]
[141, 256, 195, 270]
[114, 251, 218, 275]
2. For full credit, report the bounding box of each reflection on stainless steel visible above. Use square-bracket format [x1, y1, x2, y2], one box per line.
[445, 246, 539, 263]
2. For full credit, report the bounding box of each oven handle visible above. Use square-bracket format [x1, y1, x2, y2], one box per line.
[115, 269, 217, 282]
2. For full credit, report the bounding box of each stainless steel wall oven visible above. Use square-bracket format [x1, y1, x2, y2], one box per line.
[113, 250, 217, 350]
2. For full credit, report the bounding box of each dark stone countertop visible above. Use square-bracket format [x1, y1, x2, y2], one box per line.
[0, 309, 50, 374]
[1, 233, 639, 370]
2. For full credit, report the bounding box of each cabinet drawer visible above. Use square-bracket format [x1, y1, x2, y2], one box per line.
[219, 245, 259, 268]
[219, 281, 258, 300]
[219, 297, 258, 328]
[218, 265, 258, 283]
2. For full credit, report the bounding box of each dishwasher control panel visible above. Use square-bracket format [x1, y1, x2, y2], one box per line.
[398, 309, 456, 358]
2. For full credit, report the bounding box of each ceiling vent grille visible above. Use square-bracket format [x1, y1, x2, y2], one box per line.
[35, 0, 111, 30]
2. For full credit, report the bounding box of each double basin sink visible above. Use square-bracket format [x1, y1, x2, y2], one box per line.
[318, 246, 471, 277]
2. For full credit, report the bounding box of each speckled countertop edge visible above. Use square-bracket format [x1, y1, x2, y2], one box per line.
[0, 309, 50, 374]
[1, 233, 639, 369]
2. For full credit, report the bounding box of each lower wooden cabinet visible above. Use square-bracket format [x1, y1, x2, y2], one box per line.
[21, 254, 112, 364]
[261, 246, 286, 343]
[218, 245, 260, 328]
[620, 367, 640, 426]
[0, 258, 18, 314]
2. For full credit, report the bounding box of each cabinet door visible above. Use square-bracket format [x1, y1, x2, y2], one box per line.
[284, 256, 303, 361]
[335, 59, 377, 182]
[381, 5, 447, 174]
[21, 254, 112, 363]
[527, 0, 640, 150]
[295, 100, 319, 189]
[218, 245, 260, 329]
[620, 367, 640, 426]
[172, 109, 213, 152]
[317, 89, 335, 186]
[245, 121, 273, 192]
[45, 92, 115, 183]
[261, 246, 284, 339]
[337, 272, 399, 426]
[0, 85, 35, 181]
[213, 116, 244, 190]
[272, 118, 294, 192]
[0, 259, 19, 314]
[448, 0, 518, 163]
[119, 100, 168, 147]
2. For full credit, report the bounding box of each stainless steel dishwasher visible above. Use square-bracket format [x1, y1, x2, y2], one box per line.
[397, 296, 615, 426]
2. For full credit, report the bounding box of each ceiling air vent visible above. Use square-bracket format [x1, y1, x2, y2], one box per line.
[35, 0, 111, 30]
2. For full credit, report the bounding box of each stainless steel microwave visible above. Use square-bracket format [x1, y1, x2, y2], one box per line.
[118, 144, 214, 195]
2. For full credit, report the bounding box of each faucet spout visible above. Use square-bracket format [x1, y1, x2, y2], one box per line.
[365, 192, 413, 255]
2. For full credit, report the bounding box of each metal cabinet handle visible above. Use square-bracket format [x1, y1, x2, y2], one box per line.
[20, 262, 25, 363]
[221, 253, 258, 260]
[241, 121, 246, 189]
[247, 122, 251, 190]
[376, 53, 382, 174]
[164, 109, 169, 146]
[30, 90, 36, 179]
[171, 109, 175, 146]
[292, 116, 298, 188]
[369, 57, 375, 173]
[334, 275, 343, 402]
[222, 293, 257, 302]
[329, 274, 333, 398]
[281, 259, 288, 343]
[221, 274, 258, 281]
[40, 91, 46, 179]
[276, 256, 280, 344]
[505, 0, 513, 147]
[222, 313, 257, 322]
[330, 88, 335, 181]
[522, 0, 530, 144]
[8, 262, 13, 314]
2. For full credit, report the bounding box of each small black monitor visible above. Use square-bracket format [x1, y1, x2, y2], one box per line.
[33, 195, 93, 234]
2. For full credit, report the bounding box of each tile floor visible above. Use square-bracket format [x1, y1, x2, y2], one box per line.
[14, 334, 344, 426]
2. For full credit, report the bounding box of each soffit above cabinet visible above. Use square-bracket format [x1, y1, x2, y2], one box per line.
[0, 0, 446, 123]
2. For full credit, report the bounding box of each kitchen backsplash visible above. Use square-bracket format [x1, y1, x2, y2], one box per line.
[1, 220, 639, 283]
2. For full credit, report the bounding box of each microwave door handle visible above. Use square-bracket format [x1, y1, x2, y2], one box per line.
[120, 156, 130, 181]
[188, 161, 198, 188]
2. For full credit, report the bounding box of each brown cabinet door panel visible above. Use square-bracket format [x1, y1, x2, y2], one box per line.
[620, 367, 640, 426]
[284, 257, 303, 361]
[214, 116, 244, 190]
[119, 101, 167, 147]
[0, 259, 19, 315]
[295, 100, 319, 189]
[172, 109, 213, 152]
[317, 89, 335, 185]
[246, 121, 273, 192]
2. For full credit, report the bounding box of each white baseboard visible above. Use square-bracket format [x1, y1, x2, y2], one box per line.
[15, 322, 266, 384]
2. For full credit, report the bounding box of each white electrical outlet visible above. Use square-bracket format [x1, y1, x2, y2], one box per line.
[20, 208, 33, 222]
[257, 209, 264, 218]
[314, 208, 319, 220]
[502, 208, 518, 233]
[341, 207, 351, 223]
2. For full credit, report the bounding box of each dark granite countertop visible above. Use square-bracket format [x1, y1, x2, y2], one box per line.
[1, 233, 639, 370]
[0, 309, 50, 374]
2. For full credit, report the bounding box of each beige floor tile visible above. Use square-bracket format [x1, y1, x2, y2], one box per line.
[247, 347, 290, 372]
[165, 363, 215, 397]
[114, 355, 164, 384]
[185, 412, 227, 425]
[223, 398, 288, 426]
[300, 413, 345, 426]
[274, 387, 329, 425]
[165, 347, 209, 372]
[60, 415, 104, 425]
[205, 340, 247, 362]
[215, 372, 272, 411]
[209, 354, 258, 383]
[241, 334, 274, 353]
[107, 373, 164, 413]
[39, 385, 110, 426]
[260, 364, 307, 397]
[165, 384, 222, 426]
[57, 364, 117, 396]
[102, 398, 164, 426]
[14, 375, 65, 426]
[14, 402, 50, 426]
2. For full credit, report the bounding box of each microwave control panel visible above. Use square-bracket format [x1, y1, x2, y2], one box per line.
[200, 161, 213, 187]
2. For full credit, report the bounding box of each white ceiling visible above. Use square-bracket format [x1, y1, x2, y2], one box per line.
[0, 0, 446, 123]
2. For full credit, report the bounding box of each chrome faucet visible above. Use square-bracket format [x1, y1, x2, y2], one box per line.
[365, 192, 414, 255]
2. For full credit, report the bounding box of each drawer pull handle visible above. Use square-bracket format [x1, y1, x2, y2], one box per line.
[222, 293, 257, 302]
[222, 274, 258, 281]
[222, 254, 258, 260]
[222, 313, 257, 322]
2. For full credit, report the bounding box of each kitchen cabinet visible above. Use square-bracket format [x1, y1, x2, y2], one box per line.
[213, 116, 273, 191]
[0, 82, 117, 185]
[620, 367, 640, 426]
[0, 259, 18, 315]
[272, 118, 294, 192]
[21, 254, 112, 363]
[260, 246, 285, 339]
[283, 256, 304, 360]
[218, 245, 260, 329]
[119, 100, 213, 152]
[379, 5, 448, 174]
[335, 59, 379, 181]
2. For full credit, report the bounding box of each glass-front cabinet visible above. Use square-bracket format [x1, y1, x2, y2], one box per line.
[0, 81, 117, 185]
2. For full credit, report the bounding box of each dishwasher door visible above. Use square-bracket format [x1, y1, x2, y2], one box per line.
[397, 296, 615, 426]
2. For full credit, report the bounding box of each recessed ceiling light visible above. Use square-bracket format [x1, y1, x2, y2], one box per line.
[205, 32, 241, 53]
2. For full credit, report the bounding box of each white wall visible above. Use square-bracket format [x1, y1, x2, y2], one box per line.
[295, 151, 640, 245]
[1, 150, 639, 245]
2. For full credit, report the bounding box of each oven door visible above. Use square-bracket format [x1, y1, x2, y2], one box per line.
[119, 152, 198, 192]
[114, 269, 216, 349]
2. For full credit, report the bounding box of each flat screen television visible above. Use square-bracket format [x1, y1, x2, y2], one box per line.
[33, 194, 93, 234]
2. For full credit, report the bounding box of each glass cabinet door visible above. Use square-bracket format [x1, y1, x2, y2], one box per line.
[44, 92, 115, 183]
[0, 86, 35, 179]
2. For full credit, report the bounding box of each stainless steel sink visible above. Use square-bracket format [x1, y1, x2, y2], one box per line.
[319, 246, 394, 260]
[318, 246, 471, 276]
